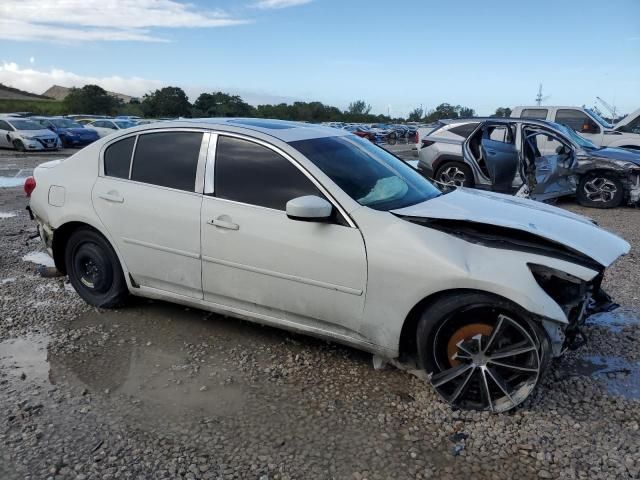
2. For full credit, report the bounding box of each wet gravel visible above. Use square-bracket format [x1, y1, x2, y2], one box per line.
[1, 150, 640, 479]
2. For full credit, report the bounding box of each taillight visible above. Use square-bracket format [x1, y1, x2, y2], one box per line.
[24, 176, 36, 197]
[422, 140, 435, 148]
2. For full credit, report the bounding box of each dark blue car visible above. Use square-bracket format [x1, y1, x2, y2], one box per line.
[33, 117, 99, 148]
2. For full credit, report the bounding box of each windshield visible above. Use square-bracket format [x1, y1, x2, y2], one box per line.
[115, 121, 136, 129]
[585, 108, 614, 129]
[551, 122, 598, 149]
[289, 135, 441, 211]
[51, 118, 82, 128]
[8, 120, 44, 130]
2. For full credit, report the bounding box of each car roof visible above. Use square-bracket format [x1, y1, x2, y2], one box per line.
[440, 117, 560, 128]
[126, 118, 351, 142]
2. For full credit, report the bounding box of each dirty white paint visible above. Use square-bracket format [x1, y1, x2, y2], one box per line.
[0, 212, 16, 219]
[22, 251, 55, 268]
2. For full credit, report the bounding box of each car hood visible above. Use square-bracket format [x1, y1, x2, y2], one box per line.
[614, 108, 640, 130]
[581, 146, 640, 165]
[391, 188, 630, 267]
[62, 127, 96, 136]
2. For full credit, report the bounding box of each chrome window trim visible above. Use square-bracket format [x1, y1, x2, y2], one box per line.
[211, 131, 356, 228]
[127, 135, 138, 180]
[195, 132, 211, 194]
[203, 133, 218, 195]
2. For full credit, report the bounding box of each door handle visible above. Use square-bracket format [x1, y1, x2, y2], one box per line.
[208, 218, 239, 230]
[98, 191, 124, 203]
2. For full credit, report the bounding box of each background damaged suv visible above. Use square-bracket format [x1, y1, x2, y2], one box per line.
[26, 118, 629, 412]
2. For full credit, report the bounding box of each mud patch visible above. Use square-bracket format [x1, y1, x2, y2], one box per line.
[558, 355, 640, 400]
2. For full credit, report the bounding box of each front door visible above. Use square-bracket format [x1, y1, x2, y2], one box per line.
[200, 134, 367, 337]
[480, 124, 519, 192]
[92, 130, 206, 298]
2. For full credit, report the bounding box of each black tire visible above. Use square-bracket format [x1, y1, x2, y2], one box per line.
[416, 292, 550, 412]
[387, 133, 397, 145]
[64, 228, 128, 308]
[12, 139, 25, 152]
[434, 161, 474, 187]
[576, 172, 624, 209]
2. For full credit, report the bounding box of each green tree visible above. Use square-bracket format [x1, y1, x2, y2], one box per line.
[193, 92, 254, 117]
[141, 86, 191, 118]
[347, 100, 372, 116]
[493, 107, 512, 118]
[424, 103, 475, 122]
[63, 84, 122, 115]
[407, 107, 424, 122]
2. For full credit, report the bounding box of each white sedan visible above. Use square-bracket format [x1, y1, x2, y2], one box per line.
[26, 118, 629, 412]
[85, 119, 137, 138]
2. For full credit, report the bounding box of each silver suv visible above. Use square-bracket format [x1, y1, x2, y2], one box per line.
[0, 117, 61, 151]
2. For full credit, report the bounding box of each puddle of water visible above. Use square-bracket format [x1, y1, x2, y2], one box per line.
[559, 355, 640, 400]
[0, 168, 32, 188]
[22, 251, 55, 267]
[0, 334, 51, 384]
[587, 310, 640, 333]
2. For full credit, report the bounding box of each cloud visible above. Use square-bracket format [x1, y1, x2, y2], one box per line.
[254, 0, 313, 9]
[0, 0, 250, 43]
[0, 61, 297, 106]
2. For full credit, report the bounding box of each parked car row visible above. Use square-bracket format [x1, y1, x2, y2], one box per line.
[0, 114, 159, 151]
[323, 122, 426, 145]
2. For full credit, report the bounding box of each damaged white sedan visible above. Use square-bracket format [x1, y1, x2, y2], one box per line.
[26, 118, 629, 412]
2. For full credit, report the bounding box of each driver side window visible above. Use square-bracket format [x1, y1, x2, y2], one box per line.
[214, 135, 321, 211]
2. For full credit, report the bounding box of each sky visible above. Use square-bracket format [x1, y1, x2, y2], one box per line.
[0, 0, 639, 117]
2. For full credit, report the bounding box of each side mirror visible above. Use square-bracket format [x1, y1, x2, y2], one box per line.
[286, 195, 332, 222]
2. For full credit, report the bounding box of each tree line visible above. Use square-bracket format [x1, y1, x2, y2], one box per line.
[61, 84, 511, 122]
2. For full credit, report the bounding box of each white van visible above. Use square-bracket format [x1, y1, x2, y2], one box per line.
[511, 106, 640, 150]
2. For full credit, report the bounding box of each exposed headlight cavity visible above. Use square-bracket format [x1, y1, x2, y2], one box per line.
[528, 264, 589, 320]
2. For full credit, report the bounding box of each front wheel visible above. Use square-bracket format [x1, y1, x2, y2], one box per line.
[576, 172, 624, 208]
[12, 139, 25, 152]
[417, 293, 550, 412]
[65, 228, 128, 308]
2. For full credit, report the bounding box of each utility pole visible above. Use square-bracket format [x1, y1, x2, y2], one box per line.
[535, 84, 543, 106]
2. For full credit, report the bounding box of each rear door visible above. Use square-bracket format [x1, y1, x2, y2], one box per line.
[480, 123, 519, 191]
[200, 133, 367, 336]
[92, 129, 207, 298]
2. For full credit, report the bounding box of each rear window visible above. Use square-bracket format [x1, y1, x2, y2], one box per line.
[131, 132, 203, 191]
[448, 123, 479, 138]
[520, 109, 548, 120]
[104, 136, 135, 179]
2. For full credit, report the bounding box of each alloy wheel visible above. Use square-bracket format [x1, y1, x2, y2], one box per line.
[438, 166, 467, 187]
[583, 177, 618, 203]
[430, 314, 541, 412]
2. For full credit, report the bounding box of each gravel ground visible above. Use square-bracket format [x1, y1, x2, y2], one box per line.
[1, 149, 639, 479]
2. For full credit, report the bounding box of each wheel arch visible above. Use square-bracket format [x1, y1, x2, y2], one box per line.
[398, 288, 542, 361]
[432, 154, 466, 176]
[51, 220, 130, 285]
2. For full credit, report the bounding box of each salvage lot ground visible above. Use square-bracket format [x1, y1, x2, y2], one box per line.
[1, 146, 639, 480]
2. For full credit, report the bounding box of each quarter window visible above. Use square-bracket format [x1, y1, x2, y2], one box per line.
[214, 136, 321, 210]
[555, 109, 600, 134]
[0, 120, 11, 130]
[104, 136, 135, 179]
[449, 123, 479, 138]
[520, 109, 548, 120]
[131, 131, 203, 191]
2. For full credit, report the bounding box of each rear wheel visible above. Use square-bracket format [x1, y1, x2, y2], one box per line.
[435, 162, 474, 187]
[576, 172, 624, 208]
[417, 293, 550, 412]
[64, 228, 128, 308]
[12, 139, 25, 152]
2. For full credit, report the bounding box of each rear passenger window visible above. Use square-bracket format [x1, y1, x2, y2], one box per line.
[449, 123, 479, 138]
[104, 136, 135, 179]
[215, 136, 320, 210]
[521, 109, 548, 120]
[131, 131, 203, 191]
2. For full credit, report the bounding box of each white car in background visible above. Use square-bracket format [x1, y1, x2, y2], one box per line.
[0, 117, 61, 151]
[26, 118, 628, 412]
[511, 106, 640, 151]
[85, 119, 137, 138]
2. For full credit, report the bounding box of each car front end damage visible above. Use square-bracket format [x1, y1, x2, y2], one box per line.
[576, 149, 640, 205]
